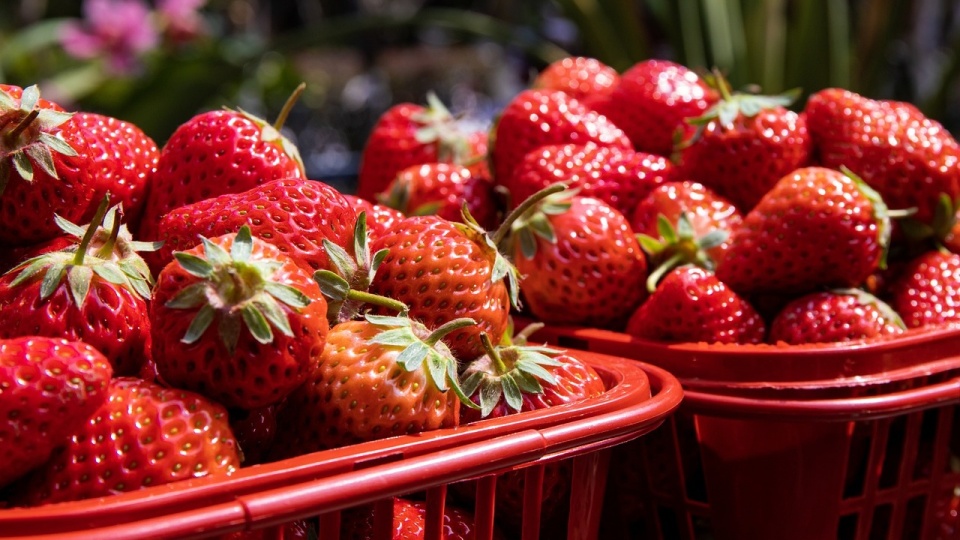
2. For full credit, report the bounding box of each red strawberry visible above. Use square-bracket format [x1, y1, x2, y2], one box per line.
[378, 163, 498, 229]
[511, 193, 648, 329]
[0, 84, 98, 246]
[15, 377, 240, 506]
[356, 93, 481, 201]
[532, 56, 620, 102]
[150, 177, 356, 275]
[674, 79, 810, 211]
[228, 404, 277, 466]
[270, 314, 471, 455]
[138, 87, 307, 244]
[491, 89, 631, 189]
[150, 226, 329, 410]
[506, 143, 675, 216]
[593, 59, 718, 156]
[0, 235, 74, 275]
[886, 250, 960, 329]
[0, 201, 158, 375]
[715, 167, 891, 296]
[625, 265, 766, 344]
[768, 289, 905, 345]
[341, 498, 494, 540]
[72, 111, 159, 227]
[342, 194, 405, 239]
[805, 88, 960, 226]
[0, 337, 112, 490]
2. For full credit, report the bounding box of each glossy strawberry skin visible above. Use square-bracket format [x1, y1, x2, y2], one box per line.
[356, 103, 440, 201]
[626, 266, 766, 344]
[631, 181, 743, 264]
[0, 272, 150, 376]
[342, 194, 405, 239]
[270, 320, 460, 456]
[73, 112, 159, 227]
[805, 88, 960, 223]
[151, 234, 329, 410]
[768, 291, 905, 345]
[16, 377, 240, 506]
[508, 143, 675, 217]
[341, 498, 490, 540]
[151, 178, 356, 274]
[887, 250, 960, 329]
[533, 56, 620, 102]
[0, 87, 98, 246]
[138, 109, 305, 242]
[715, 167, 886, 296]
[594, 60, 718, 156]
[371, 216, 510, 362]
[0, 337, 113, 490]
[676, 108, 811, 211]
[515, 198, 648, 329]
[491, 89, 631, 190]
[381, 163, 498, 229]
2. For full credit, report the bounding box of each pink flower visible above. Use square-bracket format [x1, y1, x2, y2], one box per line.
[156, 0, 207, 44]
[60, 0, 159, 74]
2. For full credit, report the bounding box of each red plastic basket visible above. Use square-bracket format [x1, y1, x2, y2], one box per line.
[0, 351, 682, 540]
[521, 322, 960, 540]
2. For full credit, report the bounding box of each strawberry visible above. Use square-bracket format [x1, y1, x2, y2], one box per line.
[0, 84, 98, 246]
[150, 226, 329, 410]
[593, 59, 718, 156]
[228, 404, 277, 466]
[378, 163, 498, 229]
[15, 377, 240, 506]
[270, 313, 473, 456]
[356, 93, 481, 201]
[886, 249, 960, 329]
[804, 88, 960, 226]
[768, 289, 906, 345]
[532, 56, 620, 103]
[715, 167, 891, 296]
[137, 86, 307, 244]
[342, 194, 405, 239]
[72, 111, 159, 227]
[0, 235, 74, 275]
[511, 193, 648, 329]
[674, 78, 810, 211]
[0, 337, 112, 490]
[625, 265, 766, 344]
[0, 200, 158, 375]
[341, 498, 494, 540]
[506, 143, 675, 216]
[150, 177, 356, 275]
[490, 89, 631, 190]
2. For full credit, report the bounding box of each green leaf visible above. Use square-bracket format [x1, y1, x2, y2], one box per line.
[516, 358, 559, 385]
[491, 253, 509, 284]
[201, 236, 232, 266]
[218, 313, 242, 354]
[129, 240, 164, 253]
[13, 151, 34, 181]
[460, 371, 483, 397]
[9, 257, 48, 286]
[513, 371, 544, 394]
[36, 110, 76, 133]
[92, 263, 128, 285]
[411, 202, 442, 216]
[231, 225, 253, 262]
[353, 213, 369, 263]
[19, 85, 39, 112]
[370, 327, 418, 347]
[53, 214, 85, 237]
[480, 380, 503, 417]
[255, 295, 294, 338]
[717, 100, 740, 127]
[637, 234, 665, 256]
[38, 132, 78, 157]
[657, 215, 678, 244]
[313, 269, 350, 302]
[174, 252, 214, 278]
[699, 229, 730, 250]
[425, 350, 449, 392]
[365, 313, 411, 328]
[676, 213, 695, 239]
[502, 375, 523, 412]
[241, 304, 274, 344]
[66, 265, 93, 307]
[165, 283, 209, 309]
[39, 262, 66, 299]
[371, 248, 389, 273]
[24, 144, 56, 180]
[0, 88, 14, 110]
[264, 281, 311, 308]
[528, 214, 556, 242]
[323, 239, 356, 278]
[127, 276, 152, 299]
[397, 341, 429, 372]
[182, 304, 215, 344]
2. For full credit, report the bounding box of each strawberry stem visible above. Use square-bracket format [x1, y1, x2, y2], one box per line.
[479, 332, 508, 374]
[73, 195, 110, 266]
[492, 182, 567, 248]
[424, 317, 476, 347]
[5, 109, 39, 144]
[273, 82, 306, 131]
[514, 322, 545, 345]
[646, 252, 685, 293]
[345, 289, 409, 315]
[95, 205, 123, 259]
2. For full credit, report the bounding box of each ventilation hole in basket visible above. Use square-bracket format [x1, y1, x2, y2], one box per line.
[836, 514, 858, 539]
[869, 504, 892, 538]
[844, 422, 872, 499]
[913, 408, 940, 480]
[902, 495, 926, 539]
[676, 413, 708, 504]
[880, 417, 908, 489]
[656, 507, 682, 540]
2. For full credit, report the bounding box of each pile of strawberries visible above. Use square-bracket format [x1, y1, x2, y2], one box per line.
[2, 50, 960, 536]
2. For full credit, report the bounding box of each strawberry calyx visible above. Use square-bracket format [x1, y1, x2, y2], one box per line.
[232, 83, 306, 177]
[365, 313, 479, 408]
[376, 173, 444, 217]
[313, 212, 397, 323]
[165, 225, 312, 355]
[638, 212, 728, 292]
[6, 196, 159, 305]
[460, 331, 564, 418]
[0, 84, 78, 194]
[832, 288, 907, 331]
[412, 92, 472, 164]
[509, 186, 577, 260]
[840, 166, 899, 270]
[898, 192, 958, 245]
